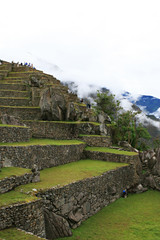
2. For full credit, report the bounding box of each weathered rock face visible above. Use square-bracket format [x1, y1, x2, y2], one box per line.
[98, 112, 111, 124]
[118, 141, 139, 153]
[44, 209, 72, 239]
[66, 102, 82, 121]
[40, 87, 66, 121]
[138, 148, 160, 191]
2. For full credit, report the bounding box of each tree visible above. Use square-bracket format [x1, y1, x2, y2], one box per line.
[112, 110, 151, 150]
[93, 90, 121, 120]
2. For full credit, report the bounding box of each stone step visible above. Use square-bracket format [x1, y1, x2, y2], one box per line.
[0, 79, 24, 84]
[8, 71, 43, 78]
[0, 70, 9, 74]
[0, 65, 11, 70]
[79, 135, 112, 147]
[5, 77, 27, 80]
[0, 83, 28, 91]
[0, 124, 31, 143]
[0, 97, 30, 106]
[0, 106, 41, 120]
[0, 90, 29, 98]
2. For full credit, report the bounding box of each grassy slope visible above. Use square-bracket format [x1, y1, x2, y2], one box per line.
[0, 167, 31, 180]
[85, 146, 138, 156]
[58, 190, 160, 240]
[15, 160, 127, 193]
[0, 228, 45, 240]
[0, 138, 85, 146]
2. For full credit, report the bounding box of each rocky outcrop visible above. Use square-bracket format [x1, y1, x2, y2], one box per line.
[137, 148, 160, 191]
[118, 141, 139, 153]
[98, 112, 111, 136]
[66, 102, 82, 121]
[40, 87, 66, 121]
[44, 209, 72, 239]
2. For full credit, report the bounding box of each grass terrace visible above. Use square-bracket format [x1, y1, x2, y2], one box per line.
[0, 228, 45, 240]
[0, 124, 29, 128]
[0, 167, 31, 180]
[0, 90, 28, 92]
[0, 191, 37, 207]
[58, 190, 160, 240]
[85, 146, 138, 156]
[15, 160, 127, 193]
[0, 97, 29, 99]
[23, 120, 100, 125]
[0, 138, 85, 146]
[0, 106, 40, 109]
[79, 134, 108, 137]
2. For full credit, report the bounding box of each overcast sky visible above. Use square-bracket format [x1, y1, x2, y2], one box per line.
[1, 0, 160, 98]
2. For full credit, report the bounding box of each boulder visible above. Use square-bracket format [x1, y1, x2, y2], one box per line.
[40, 87, 66, 121]
[44, 209, 72, 239]
[29, 75, 41, 87]
[99, 123, 108, 136]
[66, 102, 82, 121]
[118, 141, 139, 153]
[98, 112, 111, 124]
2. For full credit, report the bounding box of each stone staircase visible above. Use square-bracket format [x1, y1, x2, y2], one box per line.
[0, 60, 141, 240]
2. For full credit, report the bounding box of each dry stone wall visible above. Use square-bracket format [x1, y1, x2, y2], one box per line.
[0, 172, 39, 194]
[0, 126, 31, 143]
[0, 144, 86, 170]
[80, 135, 111, 147]
[23, 121, 100, 139]
[37, 165, 136, 238]
[0, 200, 45, 238]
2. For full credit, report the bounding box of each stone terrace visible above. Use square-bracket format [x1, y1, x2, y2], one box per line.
[0, 60, 141, 239]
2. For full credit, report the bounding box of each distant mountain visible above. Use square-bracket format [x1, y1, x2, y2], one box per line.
[122, 92, 160, 119]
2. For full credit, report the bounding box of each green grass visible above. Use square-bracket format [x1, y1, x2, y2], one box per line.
[79, 134, 108, 137]
[85, 146, 138, 156]
[0, 191, 37, 207]
[0, 228, 45, 240]
[0, 124, 29, 128]
[0, 105, 40, 109]
[58, 190, 160, 240]
[0, 97, 29, 99]
[0, 167, 31, 180]
[0, 138, 85, 146]
[23, 120, 100, 125]
[15, 160, 127, 193]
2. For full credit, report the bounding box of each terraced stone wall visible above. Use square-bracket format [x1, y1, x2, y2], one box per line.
[80, 135, 111, 147]
[37, 165, 136, 238]
[0, 106, 41, 120]
[84, 149, 139, 164]
[0, 200, 45, 238]
[1, 144, 86, 170]
[0, 126, 31, 143]
[24, 121, 100, 139]
[0, 172, 39, 194]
